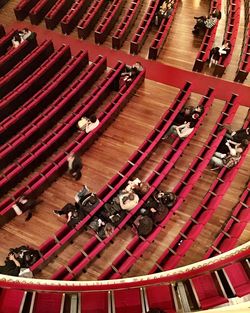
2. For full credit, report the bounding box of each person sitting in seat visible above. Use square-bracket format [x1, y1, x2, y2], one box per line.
[133, 215, 154, 237]
[225, 127, 250, 142]
[155, 0, 175, 26]
[54, 203, 85, 228]
[125, 178, 150, 197]
[118, 191, 139, 211]
[11, 32, 23, 48]
[163, 113, 200, 140]
[141, 191, 176, 223]
[208, 41, 231, 67]
[67, 153, 83, 180]
[12, 196, 40, 221]
[77, 115, 100, 133]
[192, 10, 221, 35]
[173, 105, 204, 125]
[209, 139, 248, 170]
[19, 28, 36, 41]
[120, 62, 144, 86]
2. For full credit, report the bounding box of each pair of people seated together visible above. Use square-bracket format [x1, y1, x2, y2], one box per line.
[12, 28, 35, 48]
[192, 10, 221, 35]
[210, 137, 248, 170]
[77, 114, 100, 133]
[88, 178, 149, 239]
[133, 191, 176, 237]
[117, 62, 144, 89]
[0, 246, 39, 277]
[208, 41, 231, 67]
[162, 105, 204, 140]
[155, 0, 175, 26]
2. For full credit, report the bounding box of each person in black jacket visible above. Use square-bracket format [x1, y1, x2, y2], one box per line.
[67, 153, 83, 180]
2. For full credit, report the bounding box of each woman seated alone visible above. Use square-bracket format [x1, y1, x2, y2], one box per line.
[163, 113, 199, 140]
[208, 42, 231, 67]
[77, 115, 100, 133]
[119, 62, 143, 87]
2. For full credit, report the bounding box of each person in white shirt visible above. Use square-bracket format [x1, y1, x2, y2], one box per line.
[163, 113, 199, 140]
[78, 115, 99, 133]
[12, 33, 23, 48]
[118, 191, 139, 211]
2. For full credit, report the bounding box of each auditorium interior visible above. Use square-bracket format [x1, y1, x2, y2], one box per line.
[0, 0, 249, 312]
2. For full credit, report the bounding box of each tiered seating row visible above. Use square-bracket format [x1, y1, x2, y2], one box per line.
[0, 55, 105, 197]
[193, 0, 222, 72]
[213, 0, 241, 77]
[45, 0, 74, 30]
[147, 94, 240, 274]
[99, 89, 216, 281]
[0, 35, 37, 78]
[0, 55, 109, 225]
[234, 1, 250, 82]
[204, 181, 250, 258]
[0, 40, 57, 121]
[14, 0, 40, 20]
[148, 0, 179, 60]
[112, 0, 143, 49]
[149, 102, 250, 276]
[130, 0, 160, 54]
[0, 29, 18, 56]
[94, 0, 126, 44]
[61, 0, 89, 35]
[1, 253, 249, 313]
[77, 0, 108, 39]
[0, 50, 89, 170]
[50, 83, 197, 280]
[27, 68, 146, 274]
[29, 0, 58, 25]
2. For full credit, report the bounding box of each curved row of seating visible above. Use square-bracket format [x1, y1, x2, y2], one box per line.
[204, 179, 250, 257]
[0, 48, 87, 148]
[29, 0, 57, 25]
[0, 40, 54, 101]
[234, 0, 250, 82]
[77, 0, 108, 39]
[61, 0, 89, 35]
[44, 0, 74, 30]
[0, 29, 17, 56]
[0, 60, 145, 227]
[0, 33, 37, 78]
[112, 0, 143, 50]
[98, 88, 217, 281]
[148, 0, 179, 60]
[26, 81, 191, 277]
[14, 0, 40, 20]
[0, 246, 249, 312]
[99, 92, 238, 281]
[193, 0, 222, 72]
[0, 54, 109, 222]
[148, 100, 249, 275]
[213, 0, 241, 77]
[0, 55, 106, 197]
[130, 0, 160, 55]
[95, 0, 125, 44]
[50, 83, 202, 280]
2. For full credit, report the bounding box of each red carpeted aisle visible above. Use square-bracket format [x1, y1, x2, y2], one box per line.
[9, 21, 250, 107]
